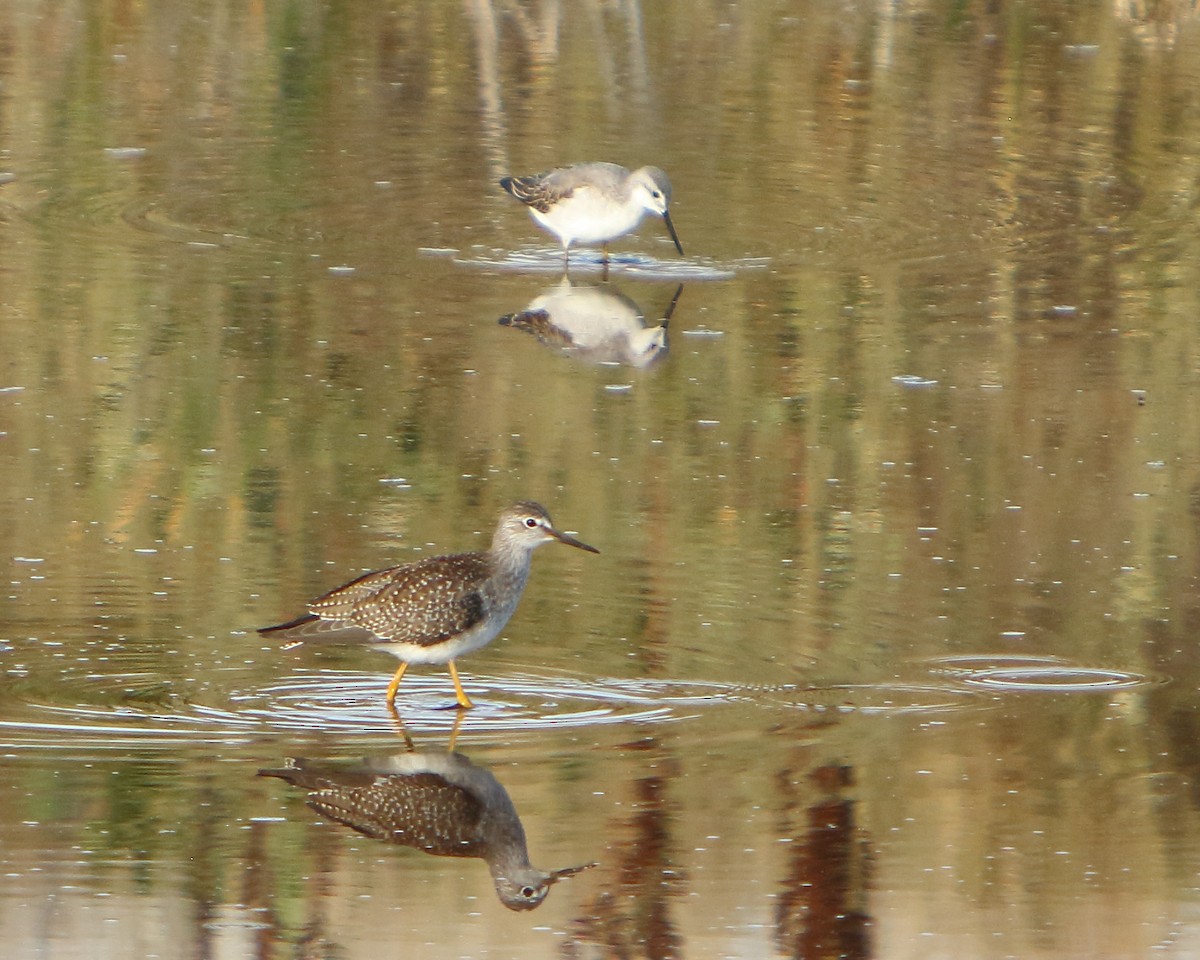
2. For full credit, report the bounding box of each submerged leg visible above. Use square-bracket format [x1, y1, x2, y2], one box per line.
[447, 660, 476, 710]
[385, 661, 409, 706]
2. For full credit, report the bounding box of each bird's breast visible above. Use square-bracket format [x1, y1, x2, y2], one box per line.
[533, 189, 647, 245]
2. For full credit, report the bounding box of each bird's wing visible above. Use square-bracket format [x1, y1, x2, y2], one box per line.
[307, 553, 491, 647]
[500, 171, 572, 213]
[501, 163, 626, 211]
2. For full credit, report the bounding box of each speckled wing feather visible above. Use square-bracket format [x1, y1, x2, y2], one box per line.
[304, 552, 491, 647]
[307, 775, 487, 857]
[499, 172, 572, 214]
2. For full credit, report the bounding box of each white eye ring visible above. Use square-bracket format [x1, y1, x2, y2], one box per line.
[524, 518, 538, 528]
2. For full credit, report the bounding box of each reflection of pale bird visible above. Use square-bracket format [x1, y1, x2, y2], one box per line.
[500, 162, 684, 260]
[500, 279, 681, 369]
[260, 752, 595, 911]
[259, 501, 598, 709]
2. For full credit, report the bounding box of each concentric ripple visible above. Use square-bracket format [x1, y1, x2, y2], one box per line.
[928, 655, 1152, 693]
[230, 670, 728, 734]
[0, 665, 1008, 751]
[765, 682, 984, 714]
[0, 670, 733, 751]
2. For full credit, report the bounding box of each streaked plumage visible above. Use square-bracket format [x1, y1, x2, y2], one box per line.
[500, 162, 684, 259]
[259, 501, 598, 708]
[259, 751, 595, 911]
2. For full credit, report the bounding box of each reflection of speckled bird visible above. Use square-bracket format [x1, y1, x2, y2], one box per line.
[499, 279, 682, 369]
[258, 501, 598, 709]
[500, 162, 684, 261]
[259, 752, 595, 911]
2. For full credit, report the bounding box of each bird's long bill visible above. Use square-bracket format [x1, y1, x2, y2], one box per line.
[550, 527, 600, 554]
[662, 209, 684, 256]
[549, 861, 598, 884]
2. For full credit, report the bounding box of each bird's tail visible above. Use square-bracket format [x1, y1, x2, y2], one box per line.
[258, 613, 383, 647]
[257, 613, 321, 649]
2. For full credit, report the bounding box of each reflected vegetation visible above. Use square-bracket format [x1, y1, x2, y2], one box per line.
[564, 738, 686, 959]
[775, 764, 871, 960]
[259, 726, 594, 912]
[498, 279, 680, 369]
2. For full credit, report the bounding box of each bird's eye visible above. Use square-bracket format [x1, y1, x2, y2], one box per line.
[651, 190, 662, 199]
[524, 518, 538, 528]
[521, 886, 536, 898]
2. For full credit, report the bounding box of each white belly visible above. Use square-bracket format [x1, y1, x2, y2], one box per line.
[533, 188, 648, 248]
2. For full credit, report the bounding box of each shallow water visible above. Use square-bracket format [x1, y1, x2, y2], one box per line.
[4, 1, 1200, 957]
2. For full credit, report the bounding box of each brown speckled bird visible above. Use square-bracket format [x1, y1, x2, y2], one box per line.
[259, 751, 596, 910]
[259, 501, 599, 709]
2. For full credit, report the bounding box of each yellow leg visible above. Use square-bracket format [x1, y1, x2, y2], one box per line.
[385, 700, 416, 750]
[447, 710, 465, 752]
[385, 661, 409, 707]
[448, 660, 475, 710]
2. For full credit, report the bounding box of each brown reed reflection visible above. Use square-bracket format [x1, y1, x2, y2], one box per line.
[259, 734, 594, 912]
[563, 737, 685, 959]
[499, 279, 682, 369]
[240, 819, 282, 959]
[775, 764, 872, 960]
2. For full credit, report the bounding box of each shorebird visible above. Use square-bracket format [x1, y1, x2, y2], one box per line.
[500, 162, 684, 262]
[259, 501, 598, 709]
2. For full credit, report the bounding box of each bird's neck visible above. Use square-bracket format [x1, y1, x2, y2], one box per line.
[487, 540, 536, 585]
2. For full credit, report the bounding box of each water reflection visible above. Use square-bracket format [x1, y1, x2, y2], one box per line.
[498, 279, 681, 369]
[776, 764, 872, 960]
[1116, 0, 1200, 46]
[468, 0, 654, 183]
[5, 0, 1200, 955]
[259, 731, 594, 912]
[565, 738, 685, 958]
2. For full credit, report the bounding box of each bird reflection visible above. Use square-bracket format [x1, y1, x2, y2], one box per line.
[499, 278, 682, 369]
[259, 743, 594, 911]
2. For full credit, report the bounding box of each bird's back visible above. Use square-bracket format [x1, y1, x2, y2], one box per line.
[261, 552, 494, 647]
[500, 162, 630, 212]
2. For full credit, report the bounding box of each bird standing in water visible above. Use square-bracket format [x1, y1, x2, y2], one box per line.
[500, 161, 684, 263]
[259, 501, 599, 709]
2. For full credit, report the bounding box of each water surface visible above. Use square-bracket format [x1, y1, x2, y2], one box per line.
[4, 2, 1200, 958]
